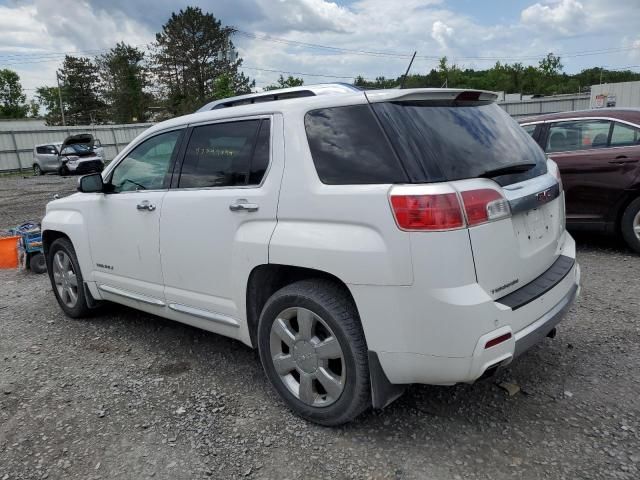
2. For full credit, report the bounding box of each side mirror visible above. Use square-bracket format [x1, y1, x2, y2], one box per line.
[78, 173, 104, 193]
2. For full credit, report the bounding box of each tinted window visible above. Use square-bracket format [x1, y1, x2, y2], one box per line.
[179, 119, 269, 188]
[373, 101, 547, 185]
[36, 145, 56, 155]
[304, 105, 407, 185]
[110, 130, 181, 193]
[610, 122, 640, 147]
[546, 120, 611, 152]
[522, 124, 537, 137]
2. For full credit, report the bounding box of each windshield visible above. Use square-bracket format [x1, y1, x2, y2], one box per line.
[372, 101, 547, 186]
[61, 144, 93, 156]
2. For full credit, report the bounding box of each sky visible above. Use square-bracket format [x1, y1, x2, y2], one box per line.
[1, 0, 639, 99]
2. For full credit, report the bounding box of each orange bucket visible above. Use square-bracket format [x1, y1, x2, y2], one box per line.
[0, 236, 20, 269]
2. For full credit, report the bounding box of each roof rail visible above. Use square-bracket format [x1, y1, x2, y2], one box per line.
[196, 83, 361, 112]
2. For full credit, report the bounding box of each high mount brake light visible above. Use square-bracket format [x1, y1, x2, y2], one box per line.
[390, 187, 511, 231]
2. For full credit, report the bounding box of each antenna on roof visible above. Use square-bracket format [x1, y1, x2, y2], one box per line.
[399, 51, 417, 89]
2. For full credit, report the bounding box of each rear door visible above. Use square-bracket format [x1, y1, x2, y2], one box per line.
[543, 119, 637, 223]
[159, 115, 282, 328]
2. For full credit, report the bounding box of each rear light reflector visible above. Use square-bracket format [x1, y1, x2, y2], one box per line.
[461, 189, 510, 226]
[485, 332, 512, 349]
[390, 193, 464, 231]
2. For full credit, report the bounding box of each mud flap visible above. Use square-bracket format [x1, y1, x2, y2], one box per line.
[368, 351, 406, 409]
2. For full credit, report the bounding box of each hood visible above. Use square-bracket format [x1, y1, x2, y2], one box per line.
[62, 133, 94, 149]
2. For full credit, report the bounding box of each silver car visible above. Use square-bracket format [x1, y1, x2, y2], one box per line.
[33, 134, 104, 176]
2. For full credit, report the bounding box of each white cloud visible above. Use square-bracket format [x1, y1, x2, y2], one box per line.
[431, 20, 454, 50]
[520, 0, 587, 35]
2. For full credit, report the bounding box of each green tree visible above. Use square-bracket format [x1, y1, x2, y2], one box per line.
[0, 69, 28, 118]
[28, 99, 39, 118]
[538, 53, 563, 76]
[59, 55, 107, 125]
[263, 74, 304, 91]
[153, 6, 254, 115]
[97, 42, 152, 123]
[35, 86, 64, 125]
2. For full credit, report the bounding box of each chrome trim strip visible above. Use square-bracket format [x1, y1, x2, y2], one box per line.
[98, 284, 166, 306]
[513, 279, 578, 358]
[502, 174, 560, 214]
[521, 116, 640, 129]
[168, 303, 240, 328]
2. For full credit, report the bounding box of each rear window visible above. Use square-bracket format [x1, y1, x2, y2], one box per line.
[304, 105, 408, 185]
[372, 101, 547, 186]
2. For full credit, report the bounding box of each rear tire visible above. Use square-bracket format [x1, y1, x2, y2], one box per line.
[46, 238, 91, 318]
[29, 252, 47, 274]
[621, 197, 640, 253]
[33, 164, 43, 176]
[257, 279, 371, 426]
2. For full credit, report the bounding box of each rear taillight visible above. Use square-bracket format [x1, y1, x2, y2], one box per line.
[460, 189, 511, 226]
[549, 159, 563, 192]
[390, 193, 464, 231]
[390, 185, 511, 231]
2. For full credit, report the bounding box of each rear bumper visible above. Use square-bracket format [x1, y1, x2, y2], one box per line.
[352, 233, 581, 386]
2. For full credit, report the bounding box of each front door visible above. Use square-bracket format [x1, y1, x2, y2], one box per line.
[86, 129, 184, 305]
[160, 115, 282, 327]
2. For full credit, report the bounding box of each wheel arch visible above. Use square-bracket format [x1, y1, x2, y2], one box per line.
[245, 263, 404, 409]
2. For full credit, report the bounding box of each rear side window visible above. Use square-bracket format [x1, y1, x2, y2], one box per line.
[178, 119, 270, 189]
[372, 101, 547, 185]
[610, 122, 640, 147]
[304, 105, 407, 185]
[521, 124, 537, 137]
[546, 120, 611, 152]
[36, 145, 56, 154]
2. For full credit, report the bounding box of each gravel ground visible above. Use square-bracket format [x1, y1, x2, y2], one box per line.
[1, 174, 639, 480]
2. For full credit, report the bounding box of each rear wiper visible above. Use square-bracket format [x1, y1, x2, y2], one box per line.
[478, 163, 536, 178]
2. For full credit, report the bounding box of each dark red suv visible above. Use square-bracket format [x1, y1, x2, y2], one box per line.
[520, 109, 640, 252]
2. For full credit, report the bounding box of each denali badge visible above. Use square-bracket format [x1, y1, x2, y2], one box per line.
[491, 278, 519, 295]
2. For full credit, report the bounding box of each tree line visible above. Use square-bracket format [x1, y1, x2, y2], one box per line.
[1, 7, 639, 125]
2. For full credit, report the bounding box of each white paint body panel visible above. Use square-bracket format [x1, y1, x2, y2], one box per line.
[42, 86, 580, 387]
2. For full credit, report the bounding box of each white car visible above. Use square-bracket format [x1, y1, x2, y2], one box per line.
[33, 134, 104, 176]
[41, 84, 580, 425]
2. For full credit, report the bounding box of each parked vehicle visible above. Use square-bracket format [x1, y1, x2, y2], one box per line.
[520, 109, 640, 252]
[42, 85, 580, 425]
[33, 134, 104, 176]
[91, 138, 106, 161]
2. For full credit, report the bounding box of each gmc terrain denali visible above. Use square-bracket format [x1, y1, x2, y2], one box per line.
[42, 85, 580, 425]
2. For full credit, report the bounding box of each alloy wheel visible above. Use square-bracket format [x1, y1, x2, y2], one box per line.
[634, 211, 640, 241]
[52, 251, 79, 308]
[269, 307, 345, 407]
[34, 165, 41, 176]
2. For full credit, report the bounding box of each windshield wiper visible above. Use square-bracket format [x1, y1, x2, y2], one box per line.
[478, 163, 536, 178]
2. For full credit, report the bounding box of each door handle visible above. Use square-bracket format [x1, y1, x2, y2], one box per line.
[608, 156, 639, 164]
[136, 201, 156, 211]
[229, 199, 259, 212]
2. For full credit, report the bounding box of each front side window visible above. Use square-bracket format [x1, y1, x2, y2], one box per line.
[546, 120, 611, 152]
[610, 122, 640, 147]
[110, 129, 182, 193]
[178, 119, 270, 189]
[36, 145, 56, 155]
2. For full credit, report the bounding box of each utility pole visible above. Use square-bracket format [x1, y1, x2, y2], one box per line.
[400, 51, 417, 89]
[56, 70, 66, 126]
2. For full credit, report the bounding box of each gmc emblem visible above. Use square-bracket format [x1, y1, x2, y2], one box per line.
[536, 188, 553, 204]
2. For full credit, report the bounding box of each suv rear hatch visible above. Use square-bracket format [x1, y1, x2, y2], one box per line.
[368, 89, 566, 301]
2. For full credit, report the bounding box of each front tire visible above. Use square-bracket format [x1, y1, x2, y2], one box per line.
[46, 238, 91, 317]
[258, 279, 371, 426]
[621, 197, 640, 253]
[59, 165, 69, 176]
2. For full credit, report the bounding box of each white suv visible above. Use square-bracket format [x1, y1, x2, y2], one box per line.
[42, 85, 580, 425]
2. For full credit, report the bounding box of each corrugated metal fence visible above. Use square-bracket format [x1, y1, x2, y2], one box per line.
[0, 123, 152, 172]
[498, 94, 590, 119]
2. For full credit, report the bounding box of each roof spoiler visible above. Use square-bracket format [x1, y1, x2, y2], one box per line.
[365, 89, 498, 104]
